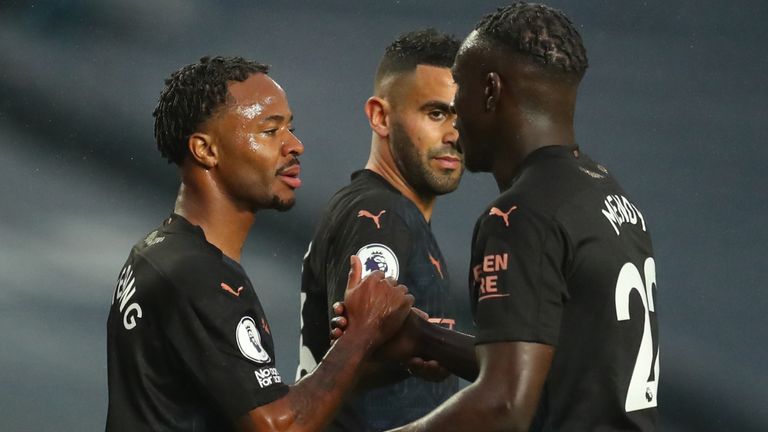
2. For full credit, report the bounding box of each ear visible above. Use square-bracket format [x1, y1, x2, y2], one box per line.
[187, 132, 218, 169]
[484, 72, 502, 112]
[364, 96, 390, 138]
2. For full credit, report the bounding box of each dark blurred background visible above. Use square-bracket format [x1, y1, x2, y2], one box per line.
[1, 1, 766, 430]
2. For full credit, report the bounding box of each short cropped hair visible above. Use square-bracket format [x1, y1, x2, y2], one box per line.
[375, 28, 460, 88]
[475, 2, 588, 76]
[153, 56, 269, 165]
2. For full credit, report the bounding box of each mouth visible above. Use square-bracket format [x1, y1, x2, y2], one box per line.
[432, 154, 462, 170]
[276, 161, 302, 189]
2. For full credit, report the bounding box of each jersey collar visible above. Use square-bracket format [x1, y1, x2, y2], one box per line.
[163, 213, 206, 236]
[351, 169, 403, 195]
[162, 213, 225, 256]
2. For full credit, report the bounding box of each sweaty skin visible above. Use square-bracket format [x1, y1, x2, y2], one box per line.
[240, 257, 414, 432]
[173, 72, 415, 432]
[385, 27, 584, 432]
[365, 65, 462, 222]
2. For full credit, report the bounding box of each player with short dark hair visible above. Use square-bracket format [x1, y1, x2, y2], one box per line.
[298, 29, 466, 431]
[106, 56, 415, 432]
[153, 57, 271, 166]
[381, 3, 660, 431]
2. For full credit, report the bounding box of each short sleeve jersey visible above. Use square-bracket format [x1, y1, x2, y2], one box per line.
[470, 145, 659, 431]
[106, 215, 288, 431]
[299, 169, 458, 431]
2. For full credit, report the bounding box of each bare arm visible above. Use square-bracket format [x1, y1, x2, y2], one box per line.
[237, 256, 414, 432]
[237, 330, 370, 431]
[408, 315, 478, 382]
[347, 310, 478, 382]
[388, 341, 554, 432]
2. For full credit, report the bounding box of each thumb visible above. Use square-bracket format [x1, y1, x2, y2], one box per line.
[412, 307, 429, 321]
[347, 255, 362, 289]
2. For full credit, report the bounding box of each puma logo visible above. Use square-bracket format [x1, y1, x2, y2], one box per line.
[221, 282, 243, 297]
[357, 209, 386, 229]
[428, 253, 444, 279]
[489, 206, 518, 227]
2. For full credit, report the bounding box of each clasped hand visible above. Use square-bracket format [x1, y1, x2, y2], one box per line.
[332, 263, 450, 382]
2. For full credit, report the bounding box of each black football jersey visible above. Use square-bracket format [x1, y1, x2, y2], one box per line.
[106, 214, 288, 431]
[469, 145, 659, 431]
[299, 169, 458, 431]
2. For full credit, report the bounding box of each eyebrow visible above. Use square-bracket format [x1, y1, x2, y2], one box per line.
[421, 100, 456, 114]
[421, 101, 455, 114]
[260, 113, 294, 123]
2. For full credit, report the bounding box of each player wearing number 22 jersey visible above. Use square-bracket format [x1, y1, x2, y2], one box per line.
[385, 4, 660, 431]
[470, 144, 659, 431]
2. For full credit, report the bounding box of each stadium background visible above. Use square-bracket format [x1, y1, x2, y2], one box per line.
[1, 1, 766, 430]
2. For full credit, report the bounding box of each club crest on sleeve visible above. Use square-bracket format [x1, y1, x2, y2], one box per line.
[356, 243, 399, 279]
[236, 317, 271, 364]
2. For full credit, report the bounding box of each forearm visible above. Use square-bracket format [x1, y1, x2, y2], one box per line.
[390, 342, 553, 432]
[414, 320, 478, 381]
[388, 380, 528, 432]
[240, 332, 370, 432]
[355, 358, 410, 389]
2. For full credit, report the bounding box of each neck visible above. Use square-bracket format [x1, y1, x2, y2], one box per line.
[174, 171, 255, 262]
[492, 114, 575, 192]
[365, 137, 436, 222]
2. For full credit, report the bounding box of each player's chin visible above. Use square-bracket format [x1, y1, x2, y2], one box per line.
[270, 191, 297, 212]
[429, 172, 462, 195]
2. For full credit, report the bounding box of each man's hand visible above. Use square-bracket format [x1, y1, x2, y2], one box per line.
[331, 303, 451, 383]
[342, 256, 414, 349]
[372, 309, 425, 361]
[329, 302, 346, 341]
[331, 304, 427, 361]
[405, 357, 451, 382]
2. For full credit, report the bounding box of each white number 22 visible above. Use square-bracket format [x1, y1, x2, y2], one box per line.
[615, 257, 659, 412]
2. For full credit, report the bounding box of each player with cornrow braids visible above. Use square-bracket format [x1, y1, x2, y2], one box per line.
[475, 3, 588, 75]
[340, 3, 660, 431]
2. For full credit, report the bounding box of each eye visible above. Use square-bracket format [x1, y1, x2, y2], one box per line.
[261, 128, 278, 136]
[428, 110, 447, 121]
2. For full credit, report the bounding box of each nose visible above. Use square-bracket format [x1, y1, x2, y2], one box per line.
[444, 115, 459, 148]
[282, 130, 304, 156]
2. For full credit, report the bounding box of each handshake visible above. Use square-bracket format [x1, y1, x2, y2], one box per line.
[330, 255, 450, 382]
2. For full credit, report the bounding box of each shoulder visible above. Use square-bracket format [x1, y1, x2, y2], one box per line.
[505, 150, 617, 219]
[476, 191, 552, 242]
[328, 175, 417, 230]
[138, 228, 219, 273]
[475, 177, 571, 247]
[132, 229, 236, 302]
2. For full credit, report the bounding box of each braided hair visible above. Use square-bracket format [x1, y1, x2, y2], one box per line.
[475, 3, 588, 76]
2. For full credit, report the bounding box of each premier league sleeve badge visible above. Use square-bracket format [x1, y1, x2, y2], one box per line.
[356, 243, 400, 280]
